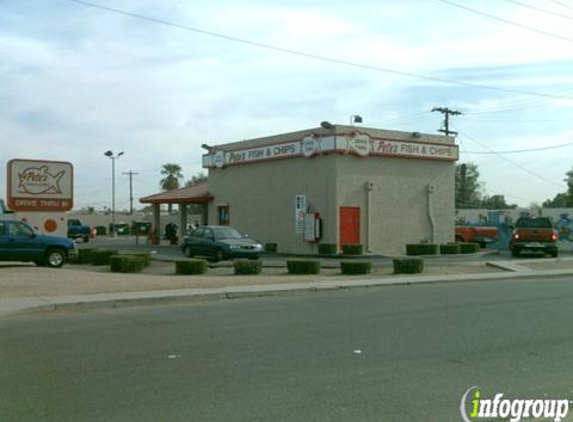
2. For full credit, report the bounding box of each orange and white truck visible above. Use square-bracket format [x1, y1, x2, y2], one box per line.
[455, 226, 499, 248]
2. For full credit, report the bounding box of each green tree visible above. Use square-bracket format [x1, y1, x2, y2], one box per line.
[480, 194, 516, 210]
[541, 166, 573, 208]
[455, 163, 482, 208]
[542, 192, 568, 208]
[160, 163, 183, 213]
[185, 172, 208, 187]
[160, 163, 183, 191]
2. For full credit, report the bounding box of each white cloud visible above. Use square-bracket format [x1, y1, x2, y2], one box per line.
[1, 0, 572, 208]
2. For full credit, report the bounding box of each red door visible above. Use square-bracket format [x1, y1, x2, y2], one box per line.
[339, 206, 360, 248]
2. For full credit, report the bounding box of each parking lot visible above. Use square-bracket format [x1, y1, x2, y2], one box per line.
[1, 236, 572, 300]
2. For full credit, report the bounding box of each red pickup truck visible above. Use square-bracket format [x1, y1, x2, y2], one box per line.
[509, 216, 558, 257]
[455, 226, 499, 248]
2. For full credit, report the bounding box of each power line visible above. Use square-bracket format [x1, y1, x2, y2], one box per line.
[435, 0, 573, 42]
[461, 141, 573, 154]
[464, 88, 573, 114]
[453, 125, 567, 189]
[547, 0, 573, 10]
[500, 0, 573, 20]
[61, 0, 573, 100]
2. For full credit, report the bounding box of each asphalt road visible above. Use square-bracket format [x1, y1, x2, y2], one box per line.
[2, 276, 573, 422]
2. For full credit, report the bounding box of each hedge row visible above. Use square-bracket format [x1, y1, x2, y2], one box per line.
[406, 244, 439, 256]
[458, 242, 480, 254]
[340, 261, 371, 275]
[233, 259, 263, 275]
[393, 258, 424, 274]
[175, 259, 208, 275]
[342, 244, 363, 255]
[287, 260, 321, 275]
[264, 243, 278, 253]
[407, 242, 481, 255]
[318, 243, 337, 255]
[439, 243, 461, 255]
[110, 255, 146, 273]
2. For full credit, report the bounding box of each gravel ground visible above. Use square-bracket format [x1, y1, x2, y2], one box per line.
[521, 258, 573, 271]
[0, 261, 503, 298]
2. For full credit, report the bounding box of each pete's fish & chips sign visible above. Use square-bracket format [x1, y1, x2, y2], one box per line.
[7, 159, 74, 211]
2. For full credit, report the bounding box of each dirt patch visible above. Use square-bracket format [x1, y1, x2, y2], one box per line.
[0, 261, 502, 299]
[521, 259, 573, 271]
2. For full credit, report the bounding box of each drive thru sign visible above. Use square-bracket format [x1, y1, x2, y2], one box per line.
[7, 159, 74, 211]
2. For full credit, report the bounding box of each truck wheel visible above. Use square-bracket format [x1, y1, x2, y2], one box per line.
[45, 248, 66, 268]
[510, 248, 520, 257]
[83, 236, 90, 243]
[551, 250, 559, 258]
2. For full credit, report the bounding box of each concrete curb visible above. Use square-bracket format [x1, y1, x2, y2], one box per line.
[2, 267, 573, 318]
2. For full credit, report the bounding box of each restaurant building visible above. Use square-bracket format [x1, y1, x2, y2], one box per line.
[201, 123, 458, 254]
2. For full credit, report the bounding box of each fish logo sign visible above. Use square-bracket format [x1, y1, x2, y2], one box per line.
[17, 165, 65, 195]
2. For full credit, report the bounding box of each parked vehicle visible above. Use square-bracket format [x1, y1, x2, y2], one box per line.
[455, 226, 499, 248]
[509, 216, 558, 257]
[67, 219, 92, 243]
[0, 220, 77, 267]
[181, 225, 263, 261]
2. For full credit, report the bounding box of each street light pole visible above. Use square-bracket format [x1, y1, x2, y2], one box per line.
[104, 150, 124, 238]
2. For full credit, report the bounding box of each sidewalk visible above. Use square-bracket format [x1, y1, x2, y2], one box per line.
[1, 257, 573, 318]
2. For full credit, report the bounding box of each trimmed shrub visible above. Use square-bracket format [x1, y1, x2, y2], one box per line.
[406, 244, 439, 256]
[233, 259, 262, 275]
[175, 259, 208, 275]
[264, 243, 278, 253]
[318, 243, 338, 255]
[92, 249, 119, 266]
[342, 244, 363, 255]
[440, 244, 461, 255]
[286, 260, 321, 275]
[110, 255, 145, 273]
[72, 248, 98, 264]
[393, 258, 424, 274]
[458, 242, 480, 254]
[340, 260, 372, 275]
[120, 251, 152, 267]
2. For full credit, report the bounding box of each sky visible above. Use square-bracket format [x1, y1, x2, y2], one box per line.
[1, 0, 572, 210]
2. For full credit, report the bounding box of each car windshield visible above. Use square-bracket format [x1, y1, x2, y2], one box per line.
[212, 227, 244, 240]
[516, 218, 553, 229]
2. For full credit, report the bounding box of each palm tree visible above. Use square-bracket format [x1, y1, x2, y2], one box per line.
[160, 163, 183, 213]
[185, 172, 207, 187]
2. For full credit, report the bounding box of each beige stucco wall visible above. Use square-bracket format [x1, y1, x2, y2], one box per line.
[208, 153, 455, 255]
[334, 155, 455, 254]
[208, 155, 338, 253]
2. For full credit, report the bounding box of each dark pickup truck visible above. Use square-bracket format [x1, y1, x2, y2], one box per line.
[0, 219, 77, 267]
[67, 219, 92, 243]
[509, 216, 559, 257]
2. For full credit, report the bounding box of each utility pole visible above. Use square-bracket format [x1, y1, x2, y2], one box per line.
[122, 171, 138, 215]
[431, 107, 462, 136]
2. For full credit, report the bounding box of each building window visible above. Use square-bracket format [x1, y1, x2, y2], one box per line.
[217, 206, 230, 226]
